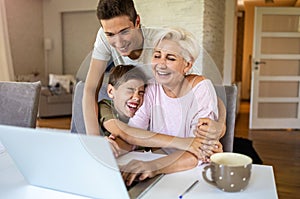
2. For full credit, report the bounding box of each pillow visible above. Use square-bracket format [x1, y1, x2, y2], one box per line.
[49, 74, 76, 93]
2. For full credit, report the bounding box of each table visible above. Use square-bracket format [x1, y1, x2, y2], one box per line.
[0, 150, 278, 199]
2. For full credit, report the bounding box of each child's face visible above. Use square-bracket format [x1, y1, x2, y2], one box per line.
[108, 79, 145, 119]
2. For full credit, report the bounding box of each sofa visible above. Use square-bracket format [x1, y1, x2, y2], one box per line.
[38, 74, 76, 118]
[38, 86, 72, 118]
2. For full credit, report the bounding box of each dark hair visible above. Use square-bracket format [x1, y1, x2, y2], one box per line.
[97, 0, 137, 24]
[108, 64, 147, 89]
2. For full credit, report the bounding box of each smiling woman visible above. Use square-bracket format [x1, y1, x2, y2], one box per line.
[0, 0, 14, 81]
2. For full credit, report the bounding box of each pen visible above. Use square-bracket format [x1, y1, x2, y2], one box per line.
[178, 180, 199, 199]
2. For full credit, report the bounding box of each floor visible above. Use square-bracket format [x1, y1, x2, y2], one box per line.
[36, 101, 300, 199]
[234, 101, 300, 199]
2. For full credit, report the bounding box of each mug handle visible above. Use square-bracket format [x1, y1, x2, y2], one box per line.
[202, 165, 216, 186]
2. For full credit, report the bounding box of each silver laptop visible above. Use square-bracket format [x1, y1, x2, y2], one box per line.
[0, 125, 163, 199]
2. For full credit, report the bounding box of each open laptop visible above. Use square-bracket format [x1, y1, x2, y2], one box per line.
[0, 125, 163, 199]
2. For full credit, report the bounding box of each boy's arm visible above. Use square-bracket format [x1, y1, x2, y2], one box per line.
[83, 58, 108, 136]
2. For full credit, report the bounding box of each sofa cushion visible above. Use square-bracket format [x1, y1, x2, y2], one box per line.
[49, 74, 76, 93]
[46, 94, 73, 104]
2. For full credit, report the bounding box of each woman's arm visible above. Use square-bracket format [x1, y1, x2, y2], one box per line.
[120, 151, 198, 186]
[104, 119, 215, 159]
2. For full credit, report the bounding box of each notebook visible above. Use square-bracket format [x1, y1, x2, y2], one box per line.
[0, 125, 164, 199]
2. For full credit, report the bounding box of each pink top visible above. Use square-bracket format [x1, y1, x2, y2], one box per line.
[128, 79, 218, 138]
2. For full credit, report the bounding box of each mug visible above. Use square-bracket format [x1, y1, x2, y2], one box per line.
[202, 152, 252, 192]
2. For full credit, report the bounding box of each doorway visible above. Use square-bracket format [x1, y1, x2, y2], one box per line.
[249, 7, 300, 129]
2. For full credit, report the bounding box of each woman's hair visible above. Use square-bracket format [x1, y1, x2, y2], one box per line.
[153, 27, 200, 63]
[97, 0, 138, 25]
[108, 64, 147, 89]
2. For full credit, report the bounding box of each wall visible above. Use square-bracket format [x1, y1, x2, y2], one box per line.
[134, 0, 204, 43]
[202, 0, 225, 74]
[42, 0, 98, 75]
[5, 0, 44, 80]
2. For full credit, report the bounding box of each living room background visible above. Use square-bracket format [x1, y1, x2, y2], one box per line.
[4, 0, 234, 85]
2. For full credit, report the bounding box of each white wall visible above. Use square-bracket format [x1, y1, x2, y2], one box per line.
[223, 0, 237, 85]
[5, 0, 44, 79]
[43, 0, 98, 74]
[134, 0, 204, 44]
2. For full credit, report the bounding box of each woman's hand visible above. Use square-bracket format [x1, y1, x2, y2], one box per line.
[105, 136, 132, 157]
[120, 160, 158, 186]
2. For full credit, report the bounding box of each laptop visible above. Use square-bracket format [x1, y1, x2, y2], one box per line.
[0, 125, 163, 199]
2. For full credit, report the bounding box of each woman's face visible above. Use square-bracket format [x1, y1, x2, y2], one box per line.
[108, 79, 145, 119]
[151, 39, 191, 87]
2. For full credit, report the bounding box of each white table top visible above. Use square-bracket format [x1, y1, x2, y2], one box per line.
[0, 149, 278, 199]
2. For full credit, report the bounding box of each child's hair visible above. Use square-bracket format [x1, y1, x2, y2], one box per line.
[97, 0, 138, 25]
[153, 27, 200, 63]
[108, 64, 147, 89]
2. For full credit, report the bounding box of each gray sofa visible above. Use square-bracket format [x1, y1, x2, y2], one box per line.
[38, 86, 72, 118]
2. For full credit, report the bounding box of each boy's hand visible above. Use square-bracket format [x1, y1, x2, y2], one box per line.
[177, 137, 218, 160]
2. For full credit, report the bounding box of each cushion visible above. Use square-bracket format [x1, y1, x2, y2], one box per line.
[49, 74, 76, 93]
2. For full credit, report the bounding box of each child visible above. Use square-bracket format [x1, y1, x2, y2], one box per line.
[98, 64, 146, 136]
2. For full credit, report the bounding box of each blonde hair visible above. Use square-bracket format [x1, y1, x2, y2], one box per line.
[153, 27, 200, 63]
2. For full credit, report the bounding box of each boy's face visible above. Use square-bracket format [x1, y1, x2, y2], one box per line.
[108, 79, 145, 118]
[101, 15, 141, 57]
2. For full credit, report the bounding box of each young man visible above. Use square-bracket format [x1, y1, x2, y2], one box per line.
[83, 0, 225, 146]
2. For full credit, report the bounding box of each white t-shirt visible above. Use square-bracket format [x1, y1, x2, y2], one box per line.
[92, 26, 162, 77]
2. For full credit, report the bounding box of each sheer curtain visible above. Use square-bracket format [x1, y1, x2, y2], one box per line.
[0, 0, 14, 81]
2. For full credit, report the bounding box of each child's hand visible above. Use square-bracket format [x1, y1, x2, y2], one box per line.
[212, 141, 223, 153]
[177, 137, 212, 160]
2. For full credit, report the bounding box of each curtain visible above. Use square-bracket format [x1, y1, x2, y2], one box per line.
[0, 0, 14, 81]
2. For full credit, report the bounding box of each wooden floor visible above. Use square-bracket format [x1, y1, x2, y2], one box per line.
[36, 101, 300, 199]
[235, 101, 300, 199]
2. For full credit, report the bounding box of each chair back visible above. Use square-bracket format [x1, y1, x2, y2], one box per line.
[70, 81, 86, 134]
[0, 81, 41, 128]
[215, 85, 238, 152]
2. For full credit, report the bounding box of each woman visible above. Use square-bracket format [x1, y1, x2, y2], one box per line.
[119, 27, 222, 186]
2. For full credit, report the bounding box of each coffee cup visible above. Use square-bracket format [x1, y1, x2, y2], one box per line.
[202, 152, 252, 192]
